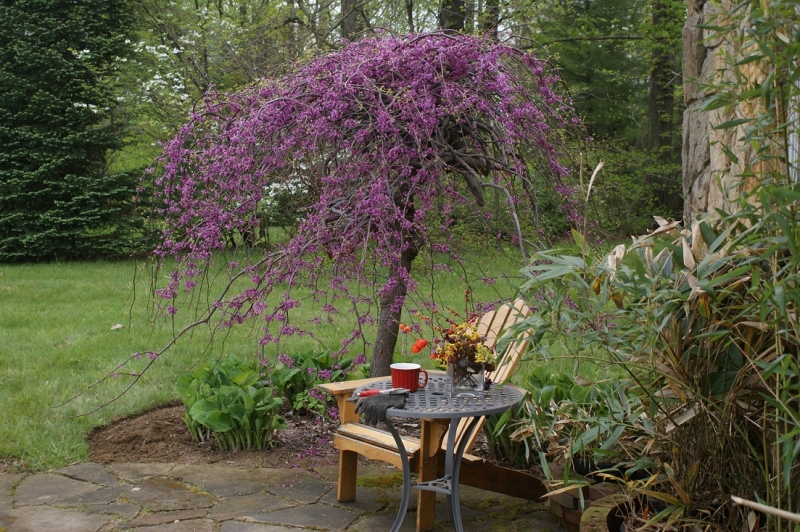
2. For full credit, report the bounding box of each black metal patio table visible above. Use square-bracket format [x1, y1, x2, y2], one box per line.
[354, 375, 524, 532]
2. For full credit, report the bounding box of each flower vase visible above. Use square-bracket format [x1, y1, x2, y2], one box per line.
[446, 362, 485, 397]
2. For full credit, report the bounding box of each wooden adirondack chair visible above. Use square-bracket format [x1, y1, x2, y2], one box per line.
[318, 298, 548, 532]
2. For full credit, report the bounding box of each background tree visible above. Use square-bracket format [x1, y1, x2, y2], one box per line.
[147, 33, 579, 376]
[0, 0, 138, 261]
[506, 0, 685, 235]
[439, 0, 466, 31]
[643, 0, 684, 213]
[118, 0, 313, 150]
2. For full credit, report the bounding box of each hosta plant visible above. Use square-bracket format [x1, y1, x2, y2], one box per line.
[177, 355, 285, 450]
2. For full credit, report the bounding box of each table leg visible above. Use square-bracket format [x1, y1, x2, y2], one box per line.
[447, 416, 481, 532]
[383, 419, 411, 532]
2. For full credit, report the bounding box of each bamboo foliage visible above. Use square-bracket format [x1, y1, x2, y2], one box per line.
[511, 191, 800, 529]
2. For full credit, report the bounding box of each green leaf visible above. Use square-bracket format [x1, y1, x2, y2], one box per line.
[491, 409, 513, 435]
[701, 94, 729, 111]
[774, 284, 785, 312]
[189, 400, 233, 433]
[713, 118, 751, 130]
[232, 369, 259, 388]
[228, 403, 247, 423]
[599, 424, 625, 450]
[571, 229, 589, 256]
[698, 221, 718, 248]
[732, 53, 766, 66]
[700, 263, 749, 290]
[768, 185, 800, 202]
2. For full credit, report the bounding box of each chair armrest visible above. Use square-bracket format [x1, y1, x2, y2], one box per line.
[318, 376, 388, 397]
[318, 376, 388, 424]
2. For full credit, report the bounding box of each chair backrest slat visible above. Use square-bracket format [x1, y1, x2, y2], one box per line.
[447, 298, 531, 453]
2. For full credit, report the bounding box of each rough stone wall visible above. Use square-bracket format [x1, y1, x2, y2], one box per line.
[681, 0, 765, 221]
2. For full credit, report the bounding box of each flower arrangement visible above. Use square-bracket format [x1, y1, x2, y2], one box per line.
[430, 318, 496, 370]
[430, 317, 496, 394]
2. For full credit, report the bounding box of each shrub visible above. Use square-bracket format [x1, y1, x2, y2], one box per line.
[488, 367, 654, 476]
[272, 349, 365, 417]
[512, 206, 800, 527]
[177, 355, 285, 450]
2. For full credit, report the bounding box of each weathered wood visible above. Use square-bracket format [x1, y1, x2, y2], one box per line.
[320, 376, 387, 395]
[337, 450, 358, 502]
[333, 432, 418, 470]
[337, 423, 421, 454]
[417, 419, 448, 532]
[458, 455, 548, 502]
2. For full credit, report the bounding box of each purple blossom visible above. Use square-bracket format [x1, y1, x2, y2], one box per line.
[309, 388, 326, 401]
[144, 32, 582, 372]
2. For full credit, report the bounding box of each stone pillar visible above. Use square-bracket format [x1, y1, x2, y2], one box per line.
[681, 0, 765, 220]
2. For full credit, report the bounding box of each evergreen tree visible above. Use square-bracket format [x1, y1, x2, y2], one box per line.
[0, 0, 137, 262]
[524, 0, 650, 143]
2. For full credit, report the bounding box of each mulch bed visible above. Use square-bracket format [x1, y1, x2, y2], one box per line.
[85, 400, 494, 468]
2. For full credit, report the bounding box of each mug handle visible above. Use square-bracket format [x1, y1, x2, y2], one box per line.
[419, 369, 429, 388]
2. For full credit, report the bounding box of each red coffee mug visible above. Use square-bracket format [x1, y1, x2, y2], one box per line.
[390, 363, 429, 392]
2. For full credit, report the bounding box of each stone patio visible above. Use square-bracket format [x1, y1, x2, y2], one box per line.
[0, 461, 563, 531]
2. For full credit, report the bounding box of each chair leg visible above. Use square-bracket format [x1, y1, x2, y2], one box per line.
[416, 452, 438, 531]
[337, 449, 358, 502]
[417, 419, 447, 532]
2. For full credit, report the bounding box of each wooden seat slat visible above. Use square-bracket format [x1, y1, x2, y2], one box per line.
[337, 423, 421, 454]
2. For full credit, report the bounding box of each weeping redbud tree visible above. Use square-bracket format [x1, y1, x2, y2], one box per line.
[147, 32, 579, 377]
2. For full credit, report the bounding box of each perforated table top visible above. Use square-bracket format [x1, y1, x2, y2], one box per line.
[354, 375, 524, 420]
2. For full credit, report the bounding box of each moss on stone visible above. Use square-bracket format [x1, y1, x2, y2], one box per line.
[355, 473, 403, 488]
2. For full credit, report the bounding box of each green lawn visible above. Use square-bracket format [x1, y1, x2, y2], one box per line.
[0, 251, 541, 470]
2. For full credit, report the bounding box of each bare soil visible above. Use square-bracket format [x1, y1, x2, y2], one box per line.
[87, 401, 341, 468]
[0, 401, 495, 473]
[85, 401, 491, 469]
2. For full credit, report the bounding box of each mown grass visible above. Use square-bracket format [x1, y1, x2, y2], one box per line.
[1, 248, 566, 471]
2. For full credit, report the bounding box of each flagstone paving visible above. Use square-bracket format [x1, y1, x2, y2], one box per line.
[0, 462, 563, 531]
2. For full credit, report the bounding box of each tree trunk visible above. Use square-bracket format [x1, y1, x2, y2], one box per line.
[646, 0, 677, 157]
[405, 0, 414, 33]
[646, 0, 683, 214]
[439, 0, 466, 31]
[341, 0, 361, 41]
[370, 191, 420, 377]
[370, 241, 419, 376]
